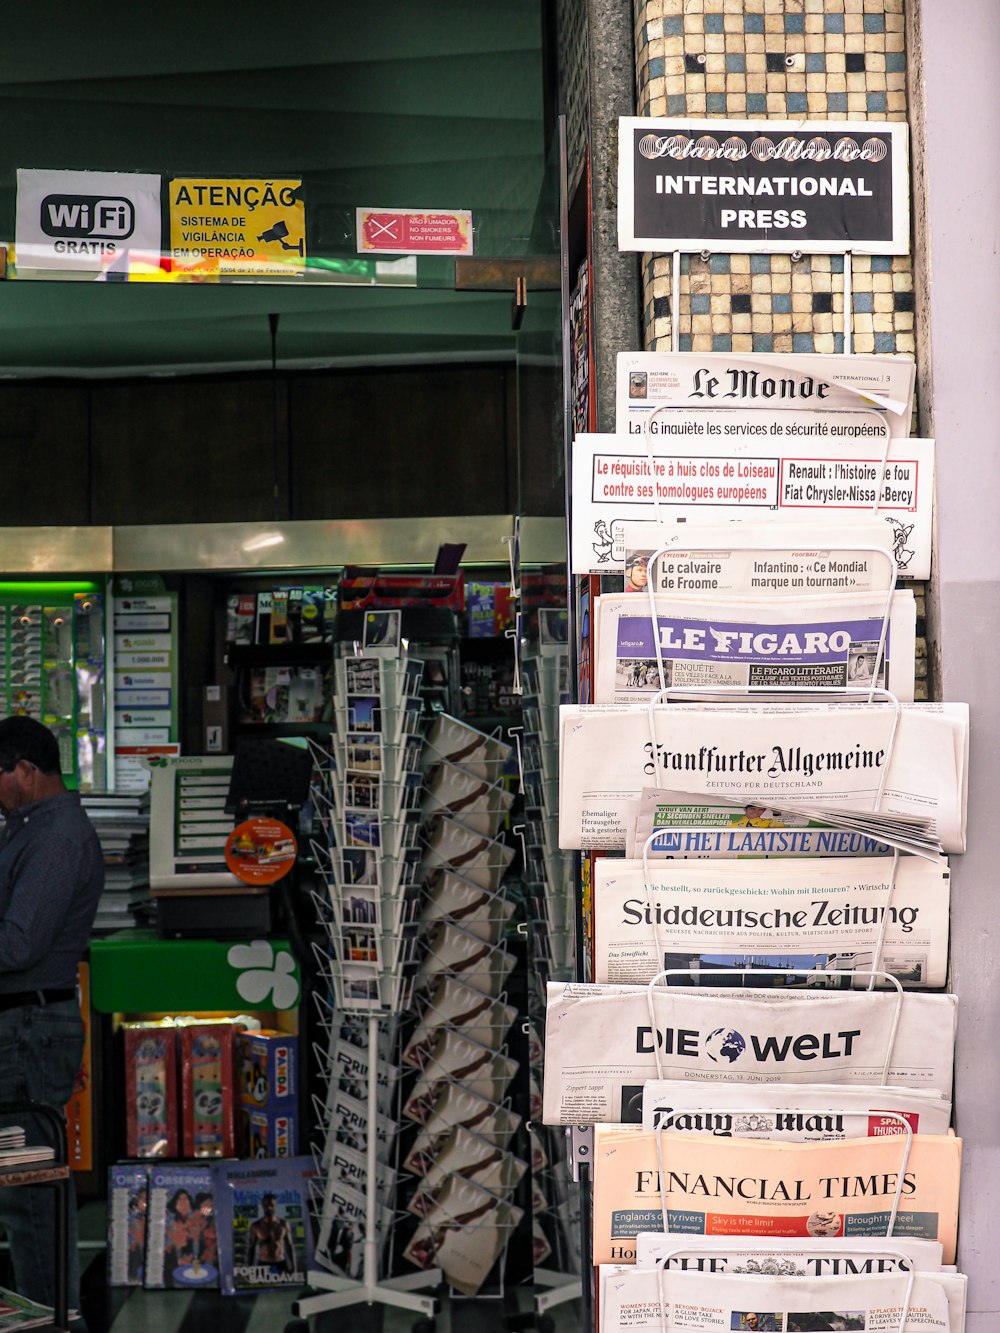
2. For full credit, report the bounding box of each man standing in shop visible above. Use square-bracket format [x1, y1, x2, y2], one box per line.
[0, 716, 103, 1332]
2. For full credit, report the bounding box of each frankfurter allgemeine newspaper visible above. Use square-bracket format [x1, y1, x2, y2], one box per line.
[541, 983, 956, 1124]
[558, 702, 969, 852]
[593, 855, 950, 988]
[599, 1265, 964, 1332]
[592, 1127, 961, 1263]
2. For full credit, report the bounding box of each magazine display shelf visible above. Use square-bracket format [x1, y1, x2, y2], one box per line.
[0, 1100, 71, 1332]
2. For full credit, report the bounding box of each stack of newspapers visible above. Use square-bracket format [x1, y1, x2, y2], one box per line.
[548, 350, 968, 1329]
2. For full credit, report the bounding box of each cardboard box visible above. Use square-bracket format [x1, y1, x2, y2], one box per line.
[179, 1021, 241, 1159]
[123, 1023, 178, 1159]
[239, 1104, 298, 1158]
[235, 1030, 298, 1108]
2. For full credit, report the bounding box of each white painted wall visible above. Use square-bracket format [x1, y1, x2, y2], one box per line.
[913, 1, 1000, 1325]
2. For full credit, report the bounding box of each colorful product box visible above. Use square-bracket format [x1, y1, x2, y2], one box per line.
[180, 1022, 242, 1160]
[123, 1023, 179, 1159]
[235, 1030, 298, 1109]
[238, 1105, 298, 1159]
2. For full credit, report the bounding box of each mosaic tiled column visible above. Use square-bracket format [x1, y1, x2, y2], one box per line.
[630, 0, 925, 695]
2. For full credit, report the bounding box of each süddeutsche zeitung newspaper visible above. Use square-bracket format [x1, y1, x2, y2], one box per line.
[593, 855, 950, 988]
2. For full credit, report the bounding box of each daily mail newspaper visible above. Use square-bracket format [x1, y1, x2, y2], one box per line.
[626, 787, 896, 859]
[599, 1266, 961, 1333]
[616, 351, 916, 439]
[640, 1080, 953, 1140]
[557, 702, 969, 853]
[541, 983, 957, 1124]
[633, 1232, 944, 1271]
[593, 855, 950, 989]
[595, 591, 915, 701]
[592, 1128, 962, 1263]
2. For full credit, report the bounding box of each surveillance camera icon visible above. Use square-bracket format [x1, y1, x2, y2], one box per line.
[257, 218, 303, 256]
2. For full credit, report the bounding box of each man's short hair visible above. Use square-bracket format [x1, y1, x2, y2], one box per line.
[261, 1192, 277, 1206]
[0, 717, 61, 775]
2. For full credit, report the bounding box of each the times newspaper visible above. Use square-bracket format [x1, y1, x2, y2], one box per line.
[541, 983, 957, 1124]
[599, 1265, 965, 1332]
[640, 1081, 952, 1142]
[633, 1232, 945, 1271]
[592, 1128, 962, 1264]
[595, 592, 915, 701]
[626, 787, 896, 859]
[557, 702, 969, 852]
[593, 855, 950, 989]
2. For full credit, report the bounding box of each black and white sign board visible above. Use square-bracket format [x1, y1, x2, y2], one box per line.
[618, 118, 909, 255]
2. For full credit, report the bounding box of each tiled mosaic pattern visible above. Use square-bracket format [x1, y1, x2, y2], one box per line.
[630, 1, 924, 696]
[633, 0, 914, 360]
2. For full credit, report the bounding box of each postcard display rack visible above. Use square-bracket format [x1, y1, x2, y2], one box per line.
[298, 633, 532, 1320]
[547, 346, 972, 1331]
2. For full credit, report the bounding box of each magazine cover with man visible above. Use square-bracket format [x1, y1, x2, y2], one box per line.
[214, 1156, 316, 1295]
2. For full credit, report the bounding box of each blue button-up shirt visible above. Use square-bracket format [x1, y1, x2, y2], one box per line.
[0, 791, 104, 991]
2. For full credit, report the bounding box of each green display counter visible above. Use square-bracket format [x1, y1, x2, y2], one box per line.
[89, 931, 302, 1014]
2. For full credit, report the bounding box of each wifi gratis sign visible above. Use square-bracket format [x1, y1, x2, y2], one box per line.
[15, 168, 162, 273]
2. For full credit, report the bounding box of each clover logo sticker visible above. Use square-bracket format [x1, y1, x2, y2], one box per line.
[227, 939, 300, 1008]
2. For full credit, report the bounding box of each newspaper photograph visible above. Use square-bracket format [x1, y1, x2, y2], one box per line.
[640, 1080, 953, 1140]
[616, 351, 916, 439]
[632, 1232, 944, 1271]
[592, 1127, 961, 1264]
[626, 787, 896, 859]
[620, 517, 897, 598]
[595, 591, 915, 701]
[572, 433, 934, 578]
[593, 855, 950, 989]
[557, 703, 969, 853]
[541, 982, 957, 1124]
[599, 1265, 958, 1333]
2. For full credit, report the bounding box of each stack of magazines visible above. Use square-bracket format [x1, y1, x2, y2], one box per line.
[0, 1126, 54, 1169]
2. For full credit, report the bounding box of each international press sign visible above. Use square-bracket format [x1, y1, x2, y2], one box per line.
[618, 118, 909, 255]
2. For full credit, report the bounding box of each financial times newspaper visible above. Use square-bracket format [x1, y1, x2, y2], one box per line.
[557, 703, 969, 853]
[599, 1266, 962, 1333]
[593, 855, 950, 989]
[640, 1081, 952, 1140]
[626, 787, 895, 859]
[541, 983, 957, 1124]
[592, 1128, 962, 1264]
[595, 592, 915, 701]
[632, 1232, 944, 1271]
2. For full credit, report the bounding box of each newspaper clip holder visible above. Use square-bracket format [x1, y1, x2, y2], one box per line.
[644, 967, 906, 1084]
[648, 1239, 916, 1333]
[640, 833, 902, 992]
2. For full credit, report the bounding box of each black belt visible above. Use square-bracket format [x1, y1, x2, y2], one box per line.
[0, 988, 76, 1012]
